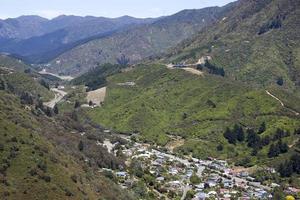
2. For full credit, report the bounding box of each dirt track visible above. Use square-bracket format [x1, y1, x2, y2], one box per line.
[266, 90, 299, 116]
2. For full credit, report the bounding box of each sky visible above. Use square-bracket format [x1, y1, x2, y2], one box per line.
[0, 0, 235, 19]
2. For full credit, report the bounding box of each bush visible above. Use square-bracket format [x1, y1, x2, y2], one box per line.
[0, 143, 4, 151]
[70, 175, 77, 183]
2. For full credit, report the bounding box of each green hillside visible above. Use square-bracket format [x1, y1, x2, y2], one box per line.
[71, 63, 125, 90]
[87, 64, 300, 165]
[0, 71, 54, 102]
[166, 0, 300, 93]
[0, 54, 30, 71]
[0, 90, 135, 200]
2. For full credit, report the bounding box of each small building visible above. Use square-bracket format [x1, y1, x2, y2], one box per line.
[116, 171, 128, 178]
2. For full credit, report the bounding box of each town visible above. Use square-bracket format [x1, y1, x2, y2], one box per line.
[98, 133, 296, 200]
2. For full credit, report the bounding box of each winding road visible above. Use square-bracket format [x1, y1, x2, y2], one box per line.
[44, 88, 67, 108]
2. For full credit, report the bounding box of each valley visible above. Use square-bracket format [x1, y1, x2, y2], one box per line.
[0, 0, 300, 199]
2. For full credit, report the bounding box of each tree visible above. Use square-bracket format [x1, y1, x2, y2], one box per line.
[190, 173, 201, 185]
[206, 99, 216, 108]
[224, 127, 236, 144]
[268, 143, 280, 158]
[40, 79, 50, 90]
[234, 124, 245, 142]
[278, 161, 293, 177]
[277, 77, 284, 86]
[216, 144, 223, 151]
[53, 104, 59, 115]
[247, 129, 260, 148]
[78, 141, 84, 151]
[290, 154, 300, 173]
[278, 140, 288, 153]
[74, 100, 81, 109]
[45, 107, 53, 117]
[117, 54, 130, 66]
[258, 122, 266, 134]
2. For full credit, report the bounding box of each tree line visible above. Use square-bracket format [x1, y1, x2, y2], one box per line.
[223, 123, 292, 157]
[197, 60, 225, 77]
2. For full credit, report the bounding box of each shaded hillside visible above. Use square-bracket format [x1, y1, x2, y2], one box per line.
[47, 5, 236, 76]
[0, 15, 155, 63]
[166, 0, 300, 93]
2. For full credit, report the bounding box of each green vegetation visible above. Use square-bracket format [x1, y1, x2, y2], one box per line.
[71, 63, 125, 90]
[167, 0, 300, 95]
[0, 54, 30, 72]
[48, 6, 234, 76]
[0, 89, 135, 200]
[86, 64, 300, 165]
[0, 72, 54, 101]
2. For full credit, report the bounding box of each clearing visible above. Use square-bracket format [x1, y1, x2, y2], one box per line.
[87, 87, 107, 106]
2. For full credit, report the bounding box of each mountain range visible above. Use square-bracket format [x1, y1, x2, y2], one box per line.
[0, 0, 300, 198]
[0, 15, 156, 63]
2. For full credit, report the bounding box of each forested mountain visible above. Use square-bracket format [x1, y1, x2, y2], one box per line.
[46, 4, 236, 76]
[0, 54, 134, 200]
[166, 0, 300, 93]
[0, 15, 155, 63]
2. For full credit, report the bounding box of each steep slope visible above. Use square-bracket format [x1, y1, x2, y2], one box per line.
[0, 90, 135, 200]
[0, 15, 155, 63]
[0, 58, 135, 199]
[47, 5, 236, 76]
[166, 0, 300, 93]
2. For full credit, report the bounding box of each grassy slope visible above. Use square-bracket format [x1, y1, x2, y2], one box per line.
[0, 91, 134, 200]
[166, 0, 300, 94]
[1, 72, 54, 102]
[0, 54, 29, 71]
[87, 64, 300, 164]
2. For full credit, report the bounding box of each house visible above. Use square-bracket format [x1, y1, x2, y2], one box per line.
[168, 180, 181, 189]
[208, 191, 217, 197]
[194, 192, 207, 200]
[206, 179, 217, 187]
[286, 187, 300, 194]
[156, 177, 165, 182]
[270, 183, 280, 188]
[186, 169, 194, 178]
[116, 171, 127, 178]
[223, 179, 233, 188]
[195, 183, 205, 190]
[169, 168, 179, 175]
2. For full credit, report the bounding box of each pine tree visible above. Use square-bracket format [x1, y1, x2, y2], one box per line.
[258, 122, 266, 134]
[78, 141, 84, 151]
[234, 124, 245, 142]
[247, 129, 260, 148]
[74, 100, 81, 109]
[53, 104, 59, 115]
[268, 143, 280, 158]
[224, 127, 236, 144]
